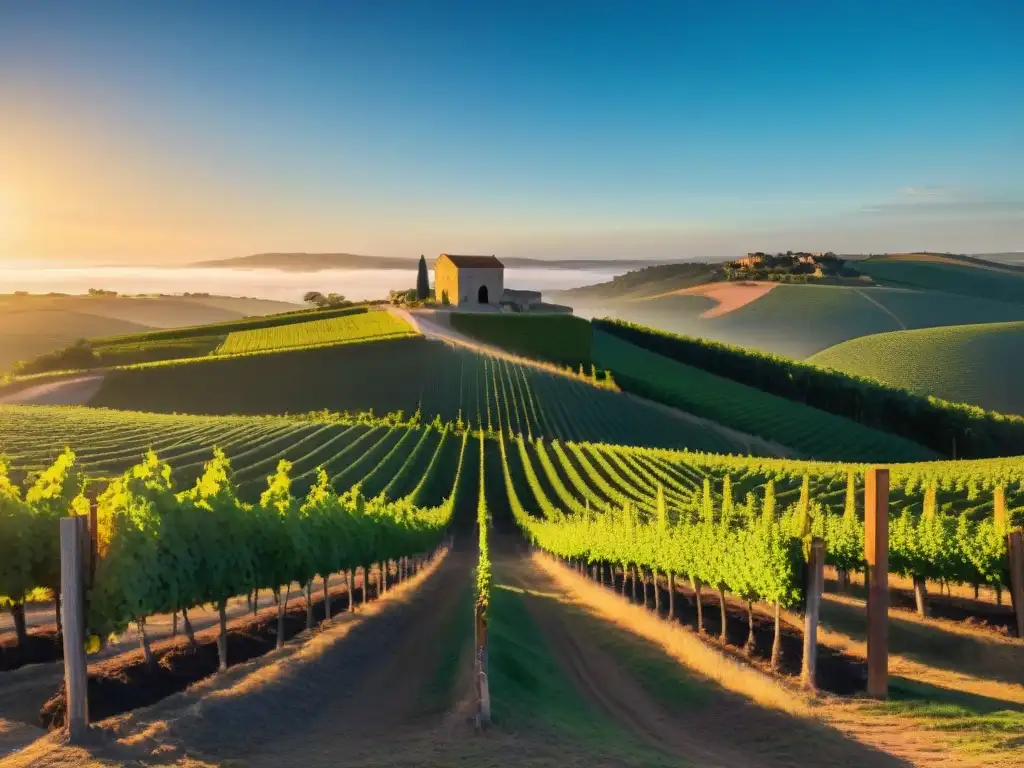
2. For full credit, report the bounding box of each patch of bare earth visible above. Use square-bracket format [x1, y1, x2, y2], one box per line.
[0, 375, 105, 405]
[648, 281, 779, 317]
[526, 551, 997, 767]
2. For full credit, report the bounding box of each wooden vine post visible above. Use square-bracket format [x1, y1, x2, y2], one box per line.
[996, 488, 1024, 638]
[801, 537, 825, 690]
[60, 513, 91, 742]
[474, 596, 491, 726]
[864, 467, 889, 699]
[1008, 530, 1024, 639]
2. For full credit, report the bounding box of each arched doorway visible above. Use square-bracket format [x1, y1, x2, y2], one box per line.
[478, 285, 489, 304]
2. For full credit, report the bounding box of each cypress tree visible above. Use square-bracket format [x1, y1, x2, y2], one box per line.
[416, 254, 429, 300]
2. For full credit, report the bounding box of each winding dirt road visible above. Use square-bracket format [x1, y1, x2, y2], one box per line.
[0, 375, 105, 406]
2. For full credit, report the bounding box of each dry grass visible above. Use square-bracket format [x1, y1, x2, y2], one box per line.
[530, 551, 805, 716]
[532, 552, 1024, 767]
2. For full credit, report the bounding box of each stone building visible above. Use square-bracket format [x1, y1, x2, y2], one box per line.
[433, 254, 504, 307]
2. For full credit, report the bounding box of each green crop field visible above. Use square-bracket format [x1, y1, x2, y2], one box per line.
[591, 330, 935, 462]
[810, 321, 1024, 415]
[605, 284, 1024, 358]
[87, 336, 747, 452]
[8, 304, 377, 377]
[214, 309, 415, 355]
[858, 257, 1024, 305]
[4, 400, 1018, 649]
[449, 313, 592, 367]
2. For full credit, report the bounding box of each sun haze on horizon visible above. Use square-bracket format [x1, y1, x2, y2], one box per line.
[1, 1, 1021, 266]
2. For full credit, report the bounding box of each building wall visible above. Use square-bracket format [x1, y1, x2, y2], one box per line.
[433, 255, 504, 307]
[455, 267, 503, 306]
[434, 256, 459, 305]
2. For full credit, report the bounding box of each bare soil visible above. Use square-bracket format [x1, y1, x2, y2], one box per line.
[0, 629, 62, 672]
[649, 280, 779, 317]
[825, 574, 1019, 637]
[35, 563, 410, 730]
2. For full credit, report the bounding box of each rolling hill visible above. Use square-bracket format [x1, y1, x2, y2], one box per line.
[0, 293, 303, 374]
[582, 284, 1024, 358]
[192, 252, 666, 272]
[554, 262, 719, 301]
[857, 254, 1024, 303]
[0, 309, 152, 373]
[809, 320, 1024, 415]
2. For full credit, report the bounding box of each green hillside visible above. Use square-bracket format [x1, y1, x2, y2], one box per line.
[449, 313, 593, 367]
[0, 293, 304, 374]
[9, 304, 377, 376]
[0, 309, 151, 373]
[592, 330, 934, 462]
[809, 321, 1024, 415]
[87, 335, 749, 453]
[214, 310, 414, 355]
[598, 284, 1024, 358]
[555, 262, 718, 301]
[857, 256, 1024, 304]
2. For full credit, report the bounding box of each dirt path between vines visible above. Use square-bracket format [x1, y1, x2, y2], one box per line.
[6, 549, 476, 767]
[504, 549, 977, 767]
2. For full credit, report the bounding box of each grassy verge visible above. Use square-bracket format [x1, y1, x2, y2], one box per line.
[860, 678, 1024, 757]
[488, 582, 679, 766]
[450, 313, 593, 367]
[419, 580, 474, 716]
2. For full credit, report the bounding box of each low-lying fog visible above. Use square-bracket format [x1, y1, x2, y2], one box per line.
[0, 265, 616, 303]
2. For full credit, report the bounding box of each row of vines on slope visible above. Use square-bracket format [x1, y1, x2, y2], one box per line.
[593, 318, 1024, 459]
[501, 434, 1021, 642]
[1, 432, 470, 669]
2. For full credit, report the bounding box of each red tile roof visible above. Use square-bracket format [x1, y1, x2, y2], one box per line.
[438, 254, 504, 269]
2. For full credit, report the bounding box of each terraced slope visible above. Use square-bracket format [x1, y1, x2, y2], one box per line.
[810, 321, 1024, 415]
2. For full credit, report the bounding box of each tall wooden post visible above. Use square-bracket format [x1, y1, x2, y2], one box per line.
[864, 467, 889, 699]
[801, 537, 825, 690]
[994, 487, 1007, 530]
[1007, 530, 1024, 639]
[474, 601, 491, 727]
[60, 516, 90, 741]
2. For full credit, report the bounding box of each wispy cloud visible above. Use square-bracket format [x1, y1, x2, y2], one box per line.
[857, 198, 1023, 217]
[899, 185, 949, 197]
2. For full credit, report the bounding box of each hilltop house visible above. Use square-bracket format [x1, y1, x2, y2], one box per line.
[434, 254, 504, 307]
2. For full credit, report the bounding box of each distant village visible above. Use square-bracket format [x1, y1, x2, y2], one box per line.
[725, 251, 861, 282]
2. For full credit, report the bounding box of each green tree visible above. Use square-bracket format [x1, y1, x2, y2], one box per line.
[416, 255, 430, 300]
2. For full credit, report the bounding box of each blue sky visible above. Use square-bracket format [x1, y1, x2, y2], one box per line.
[1, 0, 1021, 263]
